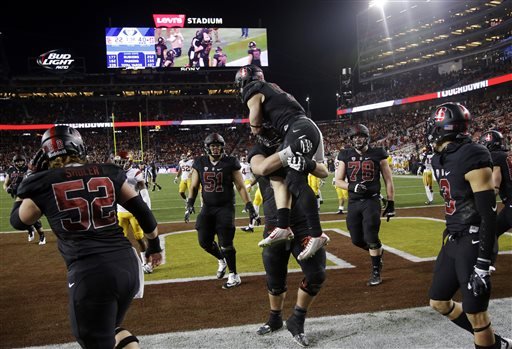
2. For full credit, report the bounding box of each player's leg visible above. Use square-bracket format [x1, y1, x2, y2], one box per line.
[423, 170, 434, 204]
[33, 219, 46, 245]
[362, 197, 384, 286]
[287, 230, 327, 346]
[117, 212, 131, 238]
[178, 180, 188, 201]
[130, 216, 152, 274]
[217, 206, 240, 289]
[258, 229, 290, 335]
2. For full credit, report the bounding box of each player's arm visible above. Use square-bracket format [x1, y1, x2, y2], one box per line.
[312, 162, 328, 178]
[136, 179, 151, 209]
[247, 93, 265, 135]
[187, 168, 200, 203]
[233, 169, 251, 204]
[465, 167, 496, 263]
[380, 159, 395, 201]
[119, 180, 162, 266]
[250, 153, 283, 177]
[3, 174, 11, 191]
[491, 165, 502, 196]
[334, 161, 349, 190]
[175, 166, 182, 183]
[10, 198, 42, 229]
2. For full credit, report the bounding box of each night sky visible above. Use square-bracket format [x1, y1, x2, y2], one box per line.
[0, 0, 365, 120]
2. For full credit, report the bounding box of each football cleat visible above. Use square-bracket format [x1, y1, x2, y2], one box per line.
[297, 233, 330, 261]
[222, 272, 241, 289]
[425, 200, 433, 205]
[257, 319, 283, 335]
[217, 258, 227, 279]
[286, 315, 309, 347]
[241, 226, 254, 233]
[28, 231, 35, 242]
[258, 227, 294, 247]
[367, 269, 382, 286]
[142, 263, 153, 274]
[336, 209, 344, 215]
[38, 235, 46, 245]
[499, 336, 512, 349]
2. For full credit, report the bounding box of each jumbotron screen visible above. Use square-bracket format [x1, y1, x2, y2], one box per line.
[105, 27, 268, 69]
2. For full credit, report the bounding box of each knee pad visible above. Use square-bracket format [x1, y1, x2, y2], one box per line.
[300, 275, 325, 296]
[368, 241, 382, 250]
[115, 327, 139, 349]
[220, 245, 236, 254]
[268, 286, 287, 296]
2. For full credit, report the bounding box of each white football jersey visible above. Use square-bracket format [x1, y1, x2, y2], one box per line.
[241, 162, 254, 181]
[179, 159, 194, 180]
[118, 167, 145, 213]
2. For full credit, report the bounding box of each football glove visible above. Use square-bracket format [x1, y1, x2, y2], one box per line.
[245, 201, 261, 226]
[287, 156, 316, 173]
[468, 260, 493, 297]
[184, 201, 195, 223]
[289, 137, 313, 156]
[28, 148, 49, 173]
[382, 199, 395, 222]
[348, 182, 367, 194]
[6, 186, 13, 195]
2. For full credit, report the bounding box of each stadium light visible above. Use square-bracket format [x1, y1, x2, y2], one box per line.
[369, 0, 388, 8]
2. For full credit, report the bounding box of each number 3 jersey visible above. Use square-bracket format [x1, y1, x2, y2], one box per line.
[431, 140, 493, 232]
[16, 163, 132, 266]
[337, 147, 388, 199]
[192, 155, 241, 206]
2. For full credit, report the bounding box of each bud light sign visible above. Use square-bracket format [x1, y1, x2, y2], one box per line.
[37, 49, 75, 71]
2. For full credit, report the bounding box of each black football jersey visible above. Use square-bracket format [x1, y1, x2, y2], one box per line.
[193, 155, 241, 206]
[431, 141, 493, 232]
[338, 147, 388, 199]
[16, 164, 132, 266]
[242, 81, 306, 135]
[491, 150, 512, 204]
[249, 143, 306, 227]
[6, 165, 28, 194]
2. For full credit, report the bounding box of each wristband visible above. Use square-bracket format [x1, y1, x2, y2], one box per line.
[146, 236, 162, 255]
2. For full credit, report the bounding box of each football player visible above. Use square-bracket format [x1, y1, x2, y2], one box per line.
[247, 41, 262, 67]
[212, 46, 227, 67]
[248, 139, 328, 347]
[333, 152, 349, 214]
[184, 133, 260, 289]
[418, 146, 436, 204]
[114, 151, 154, 274]
[335, 124, 395, 286]
[10, 125, 163, 349]
[155, 36, 167, 67]
[235, 64, 329, 261]
[426, 103, 511, 348]
[3, 154, 46, 245]
[174, 153, 194, 201]
[479, 130, 511, 238]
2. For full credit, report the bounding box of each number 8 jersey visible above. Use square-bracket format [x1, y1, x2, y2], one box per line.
[16, 163, 131, 267]
[431, 140, 492, 232]
[337, 146, 388, 199]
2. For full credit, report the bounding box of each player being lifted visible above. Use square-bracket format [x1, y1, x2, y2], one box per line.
[235, 64, 329, 261]
[114, 151, 154, 274]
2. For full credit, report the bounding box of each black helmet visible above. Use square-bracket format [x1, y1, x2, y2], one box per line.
[204, 133, 225, 157]
[234, 64, 264, 93]
[13, 154, 26, 167]
[41, 125, 87, 160]
[248, 41, 256, 49]
[350, 124, 370, 150]
[157, 36, 165, 44]
[479, 130, 506, 152]
[426, 102, 470, 146]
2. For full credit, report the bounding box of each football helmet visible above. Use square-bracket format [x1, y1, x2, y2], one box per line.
[113, 150, 133, 171]
[235, 64, 264, 93]
[12, 154, 26, 168]
[157, 36, 165, 44]
[204, 133, 225, 159]
[40, 125, 87, 161]
[479, 130, 506, 152]
[426, 102, 470, 146]
[248, 41, 256, 49]
[240, 155, 247, 163]
[350, 124, 370, 151]
[180, 154, 187, 161]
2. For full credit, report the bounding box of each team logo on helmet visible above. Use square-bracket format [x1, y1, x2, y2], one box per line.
[434, 107, 447, 122]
